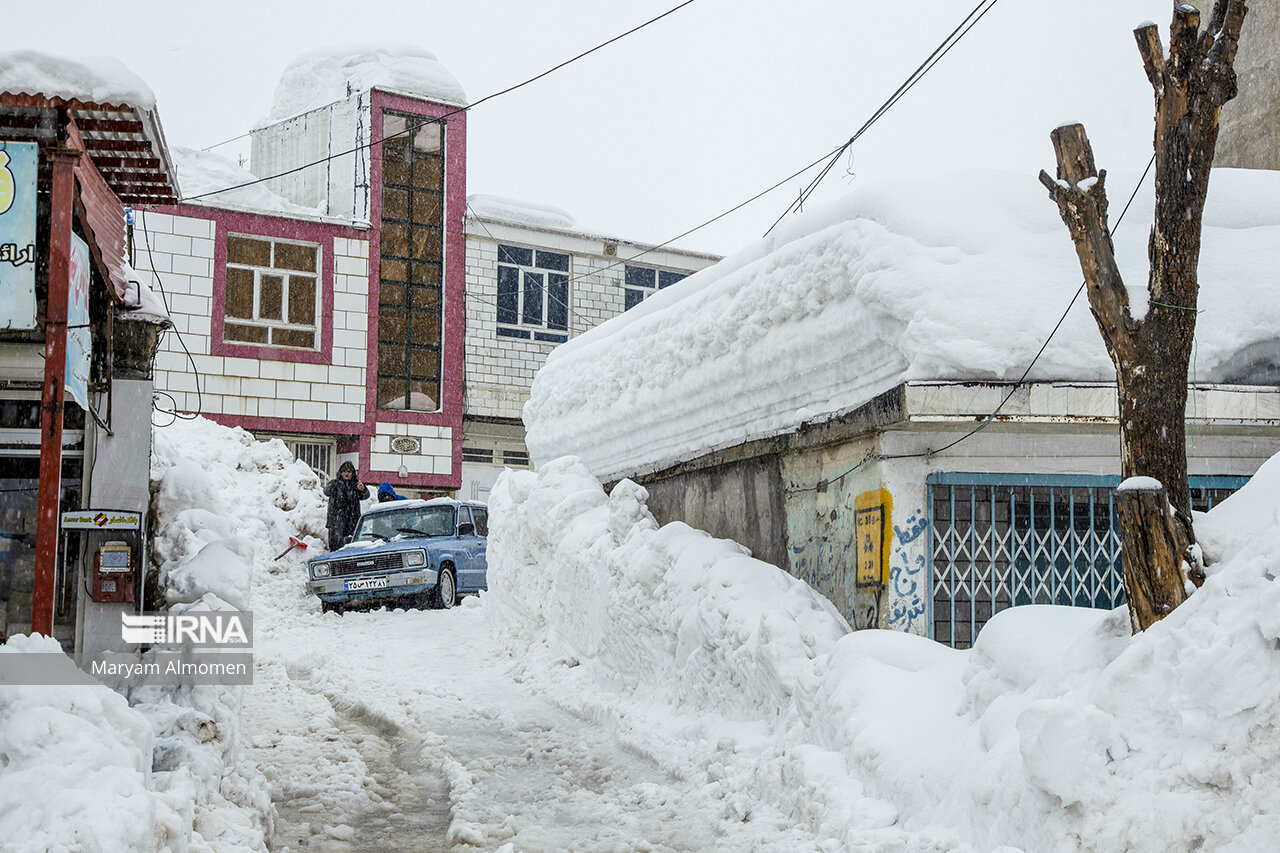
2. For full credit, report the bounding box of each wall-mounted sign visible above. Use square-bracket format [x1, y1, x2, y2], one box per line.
[390, 436, 422, 454]
[0, 142, 38, 330]
[66, 232, 92, 410]
[854, 488, 893, 588]
[61, 510, 143, 531]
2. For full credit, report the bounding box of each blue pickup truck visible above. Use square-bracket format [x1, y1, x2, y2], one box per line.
[307, 498, 488, 614]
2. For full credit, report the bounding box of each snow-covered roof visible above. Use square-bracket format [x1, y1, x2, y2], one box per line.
[119, 262, 171, 324]
[523, 168, 1280, 482]
[172, 146, 342, 220]
[468, 194, 577, 231]
[257, 43, 466, 128]
[0, 50, 155, 108]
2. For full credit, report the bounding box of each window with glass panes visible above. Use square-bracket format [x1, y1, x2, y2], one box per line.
[495, 246, 570, 343]
[623, 265, 685, 310]
[223, 235, 321, 349]
[377, 110, 446, 411]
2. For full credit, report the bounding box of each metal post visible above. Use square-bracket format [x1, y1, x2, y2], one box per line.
[32, 146, 80, 637]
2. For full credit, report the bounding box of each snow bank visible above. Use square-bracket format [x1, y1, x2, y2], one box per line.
[171, 146, 327, 216]
[258, 43, 466, 128]
[524, 169, 1280, 482]
[0, 50, 155, 108]
[468, 194, 577, 231]
[486, 457, 851, 727]
[0, 635, 175, 853]
[140, 416, 330, 850]
[489, 454, 1280, 850]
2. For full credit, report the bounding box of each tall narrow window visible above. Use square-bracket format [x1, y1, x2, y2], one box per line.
[223, 235, 321, 349]
[377, 111, 445, 411]
[495, 245, 570, 344]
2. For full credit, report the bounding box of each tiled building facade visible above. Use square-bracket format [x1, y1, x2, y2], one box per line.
[459, 211, 718, 499]
[142, 76, 718, 498]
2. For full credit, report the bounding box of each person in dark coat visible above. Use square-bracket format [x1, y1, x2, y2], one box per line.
[377, 482, 407, 503]
[324, 461, 369, 550]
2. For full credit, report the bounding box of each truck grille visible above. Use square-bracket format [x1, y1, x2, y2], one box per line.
[327, 553, 405, 577]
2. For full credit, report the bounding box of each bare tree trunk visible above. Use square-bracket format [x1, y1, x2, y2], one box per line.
[1038, 1, 1248, 631]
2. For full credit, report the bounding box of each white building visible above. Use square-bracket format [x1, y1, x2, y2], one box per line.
[138, 46, 718, 499]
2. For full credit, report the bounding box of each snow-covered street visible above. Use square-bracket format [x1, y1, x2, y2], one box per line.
[246, 601, 826, 852]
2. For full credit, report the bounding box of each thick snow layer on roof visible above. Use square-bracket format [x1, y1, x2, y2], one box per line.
[172, 146, 325, 217]
[468, 194, 577, 230]
[259, 43, 466, 127]
[524, 168, 1280, 481]
[0, 50, 155, 108]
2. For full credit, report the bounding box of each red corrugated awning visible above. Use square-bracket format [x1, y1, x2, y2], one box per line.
[67, 117, 130, 303]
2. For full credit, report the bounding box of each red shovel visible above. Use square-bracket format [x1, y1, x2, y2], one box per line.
[273, 536, 308, 561]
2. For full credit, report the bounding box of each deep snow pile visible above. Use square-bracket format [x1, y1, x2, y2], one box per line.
[0, 635, 178, 852]
[258, 43, 466, 127]
[488, 455, 1280, 851]
[170, 147, 329, 219]
[139, 417, 330, 850]
[0, 50, 155, 109]
[523, 168, 1280, 482]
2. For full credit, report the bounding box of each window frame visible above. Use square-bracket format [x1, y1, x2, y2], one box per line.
[208, 209, 349, 366]
[221, 232, 323, 351]
[495, 243, 571, 344]
[623, 263, 686, 311]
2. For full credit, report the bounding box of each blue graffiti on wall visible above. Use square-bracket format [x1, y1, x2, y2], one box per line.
[887, 509, 928, 633]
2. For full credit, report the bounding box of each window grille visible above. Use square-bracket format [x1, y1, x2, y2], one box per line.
[462, 446, 494, 464]
[928, 473, 1247, 649]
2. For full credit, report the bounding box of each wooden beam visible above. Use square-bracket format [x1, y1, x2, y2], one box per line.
[74, 117, 145, 135]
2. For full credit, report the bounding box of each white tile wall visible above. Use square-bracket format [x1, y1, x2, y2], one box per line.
[142, 213, 371, 426]
[461, 229, 717, 420]
[370, 422, 454, 476]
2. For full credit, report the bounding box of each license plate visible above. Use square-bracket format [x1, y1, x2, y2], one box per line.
[344, 576, 390, 591]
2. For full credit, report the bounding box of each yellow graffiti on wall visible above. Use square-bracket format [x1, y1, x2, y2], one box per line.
[854, 488, 893, 587]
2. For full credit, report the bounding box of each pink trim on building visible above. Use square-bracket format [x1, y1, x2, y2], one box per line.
[364, 90, 467, 485]
[159, 204, 369, 365]
[203, 412, 364, 437]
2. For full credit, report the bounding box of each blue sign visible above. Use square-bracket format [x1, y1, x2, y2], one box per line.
[66, 233, 92, 411]
[0, 142, 38, 330]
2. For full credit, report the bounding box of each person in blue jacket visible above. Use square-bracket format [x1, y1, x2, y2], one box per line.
[377, 482, 408, 503]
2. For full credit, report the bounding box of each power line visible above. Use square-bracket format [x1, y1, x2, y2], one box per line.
[181, 0, 698, 203]
[765, 0, 1002, 237]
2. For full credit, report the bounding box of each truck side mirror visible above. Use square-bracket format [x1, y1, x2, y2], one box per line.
[343, 535, 353, 545]
[457, 522, 475, 536]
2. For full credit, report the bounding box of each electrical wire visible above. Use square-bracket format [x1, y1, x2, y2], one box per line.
[765, 0, 1002, 237]
[180, 0, 698, 204]
[138, 209, 204, 424]
[786, 153, 1159, 494]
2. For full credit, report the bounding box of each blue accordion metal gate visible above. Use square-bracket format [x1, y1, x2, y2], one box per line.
[927, 473, 1247, 648]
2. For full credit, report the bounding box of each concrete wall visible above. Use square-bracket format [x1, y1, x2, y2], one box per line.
[1217, 0, 1280, 170]
[640, 453, 789, 572]
[250, 93, 373, 221]
[78, 378, 153, 662]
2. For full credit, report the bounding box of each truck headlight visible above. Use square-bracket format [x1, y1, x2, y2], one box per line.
[405, 550, 426, 567]
[312, 562, 331, 578]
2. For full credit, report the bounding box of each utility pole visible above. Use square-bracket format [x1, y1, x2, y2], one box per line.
[32, 142, 80, 637]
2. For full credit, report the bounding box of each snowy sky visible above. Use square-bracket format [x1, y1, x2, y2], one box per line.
[12, 0, 1177, 254]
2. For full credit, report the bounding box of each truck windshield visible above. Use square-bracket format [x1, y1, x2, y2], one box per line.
[353, 505, 456, 542]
